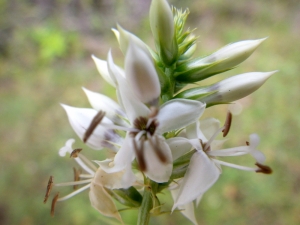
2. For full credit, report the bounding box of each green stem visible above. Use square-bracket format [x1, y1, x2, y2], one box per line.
[137, 180, 158, 225]
[161, 66, 176, 103]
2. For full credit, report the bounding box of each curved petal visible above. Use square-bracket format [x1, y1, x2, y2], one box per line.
[167, 137, 192, 161]
[249, 133, 266, 163]
[61, 104, 121, 150]
[143, 137, 172, 183]
[200, 118, 221, 138]
[173, 151, 219, 209]
[157, 99, 206, 134]
[89, 182, 123, 222]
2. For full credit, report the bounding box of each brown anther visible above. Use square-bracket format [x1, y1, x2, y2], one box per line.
[51, 192, 59, 217]
[149, 136, 167, 163]
[149, 106, 159, 118]
[70, 148, 82, 158]
[133, 138, 146, 171]
[246, 141, 250, 146]
[43, 176, 53, 204]
[83, 111, 106, 143]
[255, 162, 273, 174]
[73, 167, 81, 190]
[222, 111, 232, 137]
[200, 139, 210, 152]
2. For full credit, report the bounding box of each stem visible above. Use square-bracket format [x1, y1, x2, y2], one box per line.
[161, 66, 176, 103]
[137, 180, 158, 225]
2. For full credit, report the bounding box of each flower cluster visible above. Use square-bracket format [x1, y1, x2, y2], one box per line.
[44, 0, 274, 224]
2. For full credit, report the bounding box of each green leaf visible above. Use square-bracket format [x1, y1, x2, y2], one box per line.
[109, 187, 143, 208]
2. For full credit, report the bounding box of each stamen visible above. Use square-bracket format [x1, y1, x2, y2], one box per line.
[57, 183, 91, 201]
[132, 138, 146, 171]
[83, 111, 106, 143]
[44, 176, 54, 203]
[73, 168, 81, 190]
[70, 148, 82, 158]
[204, 127, 224, 151]
[51, 192, 59, 217]
[246, 141, 250, 146]
[78, 154, 98, 172]
[212, 159, 257, 171]
[255, 162, 272, 174]
[222, 111, 232, 137]
[54, 179, 93, 186]
[148, 134, 167, 163]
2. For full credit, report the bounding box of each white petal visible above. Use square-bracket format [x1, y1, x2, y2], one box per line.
[59, 138, 75, 157]
[125, 41, 160, 104]
[157, 99, 206, 134]
[186, 121, 207, 141]
[61, 104, 120, 150]
[143, 137, 172, 183]
[200, 118, 221, 138]
[91, 55, 116, 87]
[173, 151, 219, 209]
[107, 51, 150, 122]
[167, 137, 192, 161]
[89, 182, 122, 222]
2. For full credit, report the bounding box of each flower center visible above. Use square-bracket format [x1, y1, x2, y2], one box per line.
[131, 116, 158, 138]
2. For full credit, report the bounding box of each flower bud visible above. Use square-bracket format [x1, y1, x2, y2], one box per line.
[199, 71, 277, 106]
[150, 0, 177, 65]
[175, 38, 267, 82]
[125, 41, 161, 105]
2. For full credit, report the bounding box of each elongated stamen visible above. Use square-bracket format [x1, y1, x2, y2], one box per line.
[70, 148, 82, 158]
[255, 162, 272, 174]
[79, 174, 94, 178]
[54, 179, 93, 187]
[51, 192, 59, 217]
[78, 154, 98, 172]
[57, 183, 91, 202]
[222, 111, 232, 137]
[135, 130, 146, 141]
[132, 138, 146, 171]
[74, 157, 95, 175]
[148, 134, 167, 163]
[44, 176, 53, 203]
[212, 159, 257, 171]
[84, 111, 106, 143]
[207, 146, 249, 157]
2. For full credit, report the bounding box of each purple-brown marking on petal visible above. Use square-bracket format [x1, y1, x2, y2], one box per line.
[44, 176, 53, 204]
[222, 111, 232, 137]
[255, 162, 272, 174]
[133, 138, 147, 171]
[51, 192, 59, 217]
[70, 148, 82, 158]
[148, 135, 167, 163]
[83, 111, 106, 143]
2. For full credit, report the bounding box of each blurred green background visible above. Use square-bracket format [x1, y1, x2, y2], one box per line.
[0, 0, 299, 224]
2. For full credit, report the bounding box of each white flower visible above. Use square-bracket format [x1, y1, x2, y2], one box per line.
[49, 139, 136, 222]
[170, 118, 271, 210]
[95, 51, 206, 183]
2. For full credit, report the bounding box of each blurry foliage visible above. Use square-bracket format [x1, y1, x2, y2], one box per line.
[0, 0, 299, 225]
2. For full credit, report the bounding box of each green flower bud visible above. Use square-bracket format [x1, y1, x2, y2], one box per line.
[150, 0, 178, 66]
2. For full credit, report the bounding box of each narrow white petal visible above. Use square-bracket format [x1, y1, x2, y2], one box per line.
[157, 99, 206, 134]
[208, 146, 249, 157]
[173, 151, 219, 209]
[125, 41, 160, 104]
[249, 133, 266, 163]
[143, 138, 173, 183]
[59, 139, 75, 157]
[91, 55, 116, 87]
[167, 137, 192, 161]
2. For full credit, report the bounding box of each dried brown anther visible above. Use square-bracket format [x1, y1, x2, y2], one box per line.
[83, 110, 106, 143]
[43, 176, 53, 204]
[70, 148, 82, 158]
[246, 141, 250, 146]
[222, 111, 232, 137]
[255, 162, 272, 174]
[51, 192, 59, 217]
